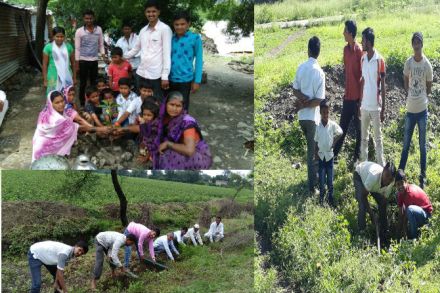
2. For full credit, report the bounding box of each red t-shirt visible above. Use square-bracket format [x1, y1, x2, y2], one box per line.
[343, 42, 363, 101]
[108, 60, 132, 91]
[397, 184, 433, 214]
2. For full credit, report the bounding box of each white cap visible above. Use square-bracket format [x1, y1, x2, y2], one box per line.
[194, 224, 200, 229]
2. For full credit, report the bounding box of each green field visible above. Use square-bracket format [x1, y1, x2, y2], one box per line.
[255, 0, 440, 24]
[255, 4, 440, 293]
[1, 172, 254, 293]
[2, 171, 253, 206]
[255, 11, 440, 105]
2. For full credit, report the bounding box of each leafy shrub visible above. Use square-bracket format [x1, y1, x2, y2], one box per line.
[273, 203, 351, 290]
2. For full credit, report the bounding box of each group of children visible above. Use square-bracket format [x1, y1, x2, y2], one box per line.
[27, 217, 225, 292]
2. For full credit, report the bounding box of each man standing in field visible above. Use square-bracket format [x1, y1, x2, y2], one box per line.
[359, 27, 386, 166]
[292, 36, 326, 196]
[398, 32, 433, 189]
[124, 0, 172, 95]
[333, 20, 363, 165]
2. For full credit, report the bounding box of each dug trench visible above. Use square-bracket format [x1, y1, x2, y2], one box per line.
[263, 60, 440, 134]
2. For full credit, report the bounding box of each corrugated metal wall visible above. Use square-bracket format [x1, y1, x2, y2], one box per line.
[0, 3, 31, 84]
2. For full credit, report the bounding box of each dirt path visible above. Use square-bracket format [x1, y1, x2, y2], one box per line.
[256, 15, 345, 29]
[0, 52, 253, 170]
[267, 28, 306, 58]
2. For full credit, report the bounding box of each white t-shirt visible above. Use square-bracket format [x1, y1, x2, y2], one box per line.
[314, 119, 343, 161]
[116, 91, 138, 124]
[361, 50, 386, 111]
[30, 241, 73, 270]
[355, 161, 392, 195]
[292, 57, 325, 124]
[403, 55, 433, 113]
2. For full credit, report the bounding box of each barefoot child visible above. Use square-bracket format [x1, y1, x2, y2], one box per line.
[108, 47, 132, 96]
[115, 78, 138, 127]
[314, 100, 343, 206]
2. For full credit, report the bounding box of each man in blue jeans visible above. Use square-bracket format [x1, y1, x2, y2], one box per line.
[399, 32, 433, 189]
[28, 240, 88, 293]
[395, 169, 433, 239]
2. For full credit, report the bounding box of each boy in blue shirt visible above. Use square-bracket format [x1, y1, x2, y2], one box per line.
[169, 10, 203, 111]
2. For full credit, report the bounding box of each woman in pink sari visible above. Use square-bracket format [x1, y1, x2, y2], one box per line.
[32, 91, 110, 161]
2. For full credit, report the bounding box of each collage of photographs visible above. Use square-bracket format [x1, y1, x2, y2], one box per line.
[0, 0, 439, 292]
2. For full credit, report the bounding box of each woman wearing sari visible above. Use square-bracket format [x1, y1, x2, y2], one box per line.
[42, 27, 76, 95]
[32, 91, 110, 162]
[157, 91, 212, 169]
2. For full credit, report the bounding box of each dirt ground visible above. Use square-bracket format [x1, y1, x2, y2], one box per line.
[0, 52, 254, 170]
[263, 61, 440, 134]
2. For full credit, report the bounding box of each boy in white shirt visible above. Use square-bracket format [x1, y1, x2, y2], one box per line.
[314, 101, 343, 206]
[114, 78, 138, 127]
[359, 27, 386, 166]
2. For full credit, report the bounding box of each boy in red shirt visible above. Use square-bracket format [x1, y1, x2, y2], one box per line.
[395, 169, 432, 239]
[108, 47, 132, 96]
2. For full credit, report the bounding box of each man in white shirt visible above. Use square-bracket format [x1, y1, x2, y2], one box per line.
[398, 32, 433, 189]
[354, 161, 396, 246]
[173, 227, 188, 247]
[91, 232, 136, 290]
[124, 0, 172, 96]
[116, 23, 140, 71]
[292, 36, 325, 195]
[204, 216, 224, 243]
[0, 90, 8, 128]
[314, 101, 343, 206]
[28, 240, 88, 293]
[183, 224, 203, 246]
[154, 232, 180, 261]
[359, 27, 386, 166]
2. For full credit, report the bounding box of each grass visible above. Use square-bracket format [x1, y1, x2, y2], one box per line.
[255, 0, 440, 24]
[255, 11, 440, 106]
[2, 213, 254, 293]
[1, 171, 254, 292]
[1, 171, 253, 208]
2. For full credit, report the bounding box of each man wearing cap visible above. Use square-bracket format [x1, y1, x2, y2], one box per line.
[204, 216, 224, 243]
[398, 32, 433, 189]
[183, 224, 203, 246]
[395, 169, 433, 240]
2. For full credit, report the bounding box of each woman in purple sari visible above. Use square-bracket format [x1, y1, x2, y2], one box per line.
[157, 91, 212, 169]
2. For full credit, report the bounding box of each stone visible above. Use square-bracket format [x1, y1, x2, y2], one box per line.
[237, 122, 248, 129]
[121, 152, 133, 162]
[213, 156, 222, 163]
